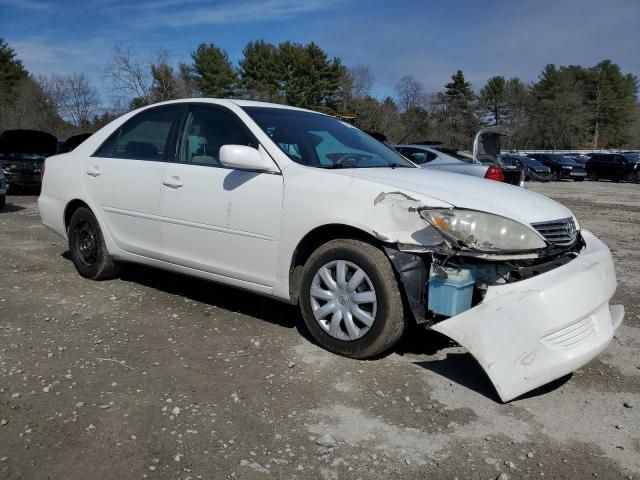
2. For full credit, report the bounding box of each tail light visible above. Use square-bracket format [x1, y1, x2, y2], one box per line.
[484, 165, 504, 182]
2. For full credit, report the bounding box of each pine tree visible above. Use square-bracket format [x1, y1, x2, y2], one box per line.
[188, 43, 238, 98]
[585, 60, 638, 147]
[0, 38, 27, 102]
[479, 76, 507, 125]
[238, 40, 281, 102]
[440, 70, 478, 149]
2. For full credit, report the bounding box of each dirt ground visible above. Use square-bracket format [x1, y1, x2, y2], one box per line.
[1, 181, 639, 480]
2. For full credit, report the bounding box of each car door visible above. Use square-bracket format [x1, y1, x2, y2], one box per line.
[159, 104, 284, 289]
[613, 155, 626, 179]
[86, 105, 182, 258]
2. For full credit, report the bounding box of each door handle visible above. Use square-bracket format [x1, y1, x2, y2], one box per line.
[87, 167, 101, 177]
[162, 177, 184, 189]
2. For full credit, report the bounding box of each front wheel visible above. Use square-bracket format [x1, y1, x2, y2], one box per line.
[299, 239, 406, 359]
[68, 207, 120, 280]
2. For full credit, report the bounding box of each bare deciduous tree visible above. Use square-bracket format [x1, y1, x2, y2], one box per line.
[39, 73, 99, 127]
[348, 65, 374, 100]
[395, 75, 427, 111]
[104, 45, 153, 106]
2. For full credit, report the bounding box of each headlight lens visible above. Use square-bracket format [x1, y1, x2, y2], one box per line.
[420, 209, 547, 252]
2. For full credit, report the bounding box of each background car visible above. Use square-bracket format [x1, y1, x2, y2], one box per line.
[586, 152, 640, 183]
[58, 133, 93, 154]
[0, 129, 58, 189]
[527, 153, 587, 181]
[501, 155, 552, 182]
[395, 144, 507, 183]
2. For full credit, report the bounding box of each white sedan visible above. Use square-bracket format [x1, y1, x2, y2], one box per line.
[39, 99, 623, 402]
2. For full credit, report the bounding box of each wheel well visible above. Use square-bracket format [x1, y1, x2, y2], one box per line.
[64, 199, 90, 232]
[288, 224, 380, 304]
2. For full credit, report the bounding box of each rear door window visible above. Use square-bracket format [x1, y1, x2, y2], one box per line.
[397, 147, 436, 164]
[95, 107, 181, 161]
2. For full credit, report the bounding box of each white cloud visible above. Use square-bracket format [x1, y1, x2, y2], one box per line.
[0, 0, 51, 10]
[139, 0, 345, 27]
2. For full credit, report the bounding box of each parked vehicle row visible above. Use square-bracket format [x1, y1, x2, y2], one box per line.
[500, 155, 552, 182]
[396, 128, 525, 187]
[38, 98, 623, 402]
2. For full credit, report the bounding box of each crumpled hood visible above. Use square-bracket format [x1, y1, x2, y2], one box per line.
[332, 167, 575, 226]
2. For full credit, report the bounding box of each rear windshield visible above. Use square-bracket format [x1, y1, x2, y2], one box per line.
[243, 107, 414, 169]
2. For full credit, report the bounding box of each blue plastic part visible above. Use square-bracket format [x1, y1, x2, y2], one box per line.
[427, 264, 477, 317]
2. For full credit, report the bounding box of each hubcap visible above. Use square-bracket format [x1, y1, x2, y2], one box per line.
[309, 260, 377, 341]
[75, 220, 98, 266]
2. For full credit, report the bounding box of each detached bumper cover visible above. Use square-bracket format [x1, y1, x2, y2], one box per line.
[431, 230, 622, 402]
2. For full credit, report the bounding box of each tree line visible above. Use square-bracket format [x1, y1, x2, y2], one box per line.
[1, 37, 638, 149]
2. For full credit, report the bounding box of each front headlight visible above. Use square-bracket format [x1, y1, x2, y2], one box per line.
[562, 166, 572, 170]
[420, 209, 547, 252]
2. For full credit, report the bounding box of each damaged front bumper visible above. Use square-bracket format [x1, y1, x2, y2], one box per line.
[429, 230, 623, 402]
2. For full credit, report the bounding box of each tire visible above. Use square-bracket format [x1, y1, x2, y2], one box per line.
[0, 195, 5, 211]
[554, 171, 562, 181]
[68, 207, 120, 280]
[626, 172, 639, 184]
[574, 178, 584, 182]
[299, 239, 406, 359]
[588, 171, 598, 181]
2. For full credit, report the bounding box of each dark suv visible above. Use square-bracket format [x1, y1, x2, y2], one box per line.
[586, 153, 639, 183]
[527, 153, 586, 181]
[0, 129, 58, 189]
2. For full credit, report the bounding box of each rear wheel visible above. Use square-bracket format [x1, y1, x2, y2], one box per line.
[299, 239, 406, 359]
[68, 207, 120, 280]
[626, 172, 639, 184]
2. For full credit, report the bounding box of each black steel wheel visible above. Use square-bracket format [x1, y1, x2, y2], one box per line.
[68, 207, 120, 280]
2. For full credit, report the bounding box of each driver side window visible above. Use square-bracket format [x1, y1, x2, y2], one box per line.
[177, 106, 257, 167]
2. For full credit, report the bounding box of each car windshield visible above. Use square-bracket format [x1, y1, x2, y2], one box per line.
[623, 153, 640, 163]
[243, 107, 414, 169]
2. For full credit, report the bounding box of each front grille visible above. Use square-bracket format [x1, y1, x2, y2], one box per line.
[531, 217, 578, 247]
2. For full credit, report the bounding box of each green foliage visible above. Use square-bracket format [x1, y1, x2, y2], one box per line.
[438, 70, 479, 149]
[239, 40, 281, 102]
[276, 41, 345, 113]
[0, 38, 27, 102]
[584, 60, 638, 147]
[188, 43, 238, 98]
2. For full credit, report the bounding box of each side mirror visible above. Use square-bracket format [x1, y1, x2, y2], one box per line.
[220, 145, 276, 172]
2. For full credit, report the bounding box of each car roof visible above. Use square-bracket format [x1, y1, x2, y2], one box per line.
[136, 98, 325, 115]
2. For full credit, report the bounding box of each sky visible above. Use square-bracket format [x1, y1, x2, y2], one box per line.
[2, 0, 639, 105]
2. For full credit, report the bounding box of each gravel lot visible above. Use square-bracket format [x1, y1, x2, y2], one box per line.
[1, 181, 639, 480]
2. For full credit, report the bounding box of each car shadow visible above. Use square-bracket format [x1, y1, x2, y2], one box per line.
[0, 202, 25, 213]
[7, 185, 41, 196]
[60, 253, 300, 331]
